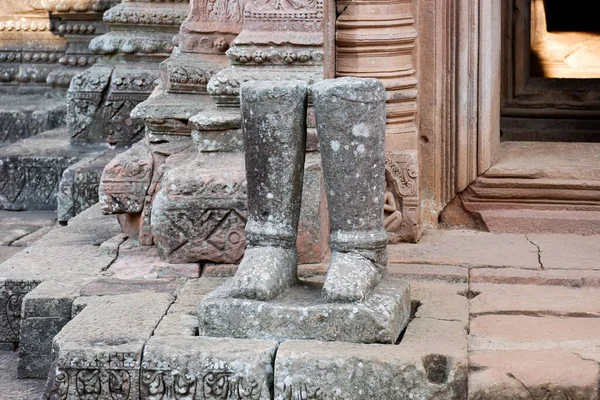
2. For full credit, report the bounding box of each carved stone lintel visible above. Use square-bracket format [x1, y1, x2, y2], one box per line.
[385, 150, 422, 243]
[140, 336, 277, 400]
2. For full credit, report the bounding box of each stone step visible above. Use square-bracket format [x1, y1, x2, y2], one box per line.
[0, 94, 66, 147]
[0, 128, 109, 211]
[469, 314, 600, 399]
[0, 205, 122, 349]
[35, 274, 468, 399]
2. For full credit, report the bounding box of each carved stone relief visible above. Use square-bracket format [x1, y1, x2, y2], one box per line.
[385, 150, 421, 243]
[45, 352, 139, 400]
[0, 280, 41, 343]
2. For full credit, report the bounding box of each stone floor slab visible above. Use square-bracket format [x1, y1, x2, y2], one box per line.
[530, 234, 600, 270]
[168, 277, 228, 315]
[79, 278, 180, 297]
[0, 351, 45, 400]
[471, 267, 600, 287]
[411, 281, 469, 322]
[388, 229, 539, 269]
[0, 246, 20, 264]
[469, 315, 600, 352]
[470, 283, 600, 317]
[141, 336, 278, 400]
[199, 278, 410, 344]
[469, 350, 600, 400]
[44, 292, 174, 400]
[389, 263, 468, 283]
[275, 318, 467, 400]
[152, 313, 198, 337]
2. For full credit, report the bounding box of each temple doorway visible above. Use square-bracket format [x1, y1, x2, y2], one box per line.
[456, 0, 600, 233]
[501, 0, 600, 142]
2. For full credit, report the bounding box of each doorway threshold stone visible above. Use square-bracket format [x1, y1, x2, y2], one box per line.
[198, 277, 410, 344]
[461, 141, 600, 234]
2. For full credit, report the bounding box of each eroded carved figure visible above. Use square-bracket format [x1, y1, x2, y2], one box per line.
[229, 77, 388, 303]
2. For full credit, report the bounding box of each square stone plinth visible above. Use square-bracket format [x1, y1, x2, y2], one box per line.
[198, 278, 410, 344]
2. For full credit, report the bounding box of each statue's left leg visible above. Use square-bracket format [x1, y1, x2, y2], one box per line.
[312, 77, 388, 303]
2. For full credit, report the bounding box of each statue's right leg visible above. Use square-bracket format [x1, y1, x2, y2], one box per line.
[229, 80, 308, 300]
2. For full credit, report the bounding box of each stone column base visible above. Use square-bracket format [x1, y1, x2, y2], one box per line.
[198, 277, 411, 344]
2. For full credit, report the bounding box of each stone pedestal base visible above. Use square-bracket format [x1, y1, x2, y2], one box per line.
[198, 277, 411, 344]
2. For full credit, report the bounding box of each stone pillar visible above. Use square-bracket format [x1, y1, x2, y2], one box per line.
[99, 0, 332, 265]
[336, 0, 422, 242]
[99, 0, 246, 247]
[0, 0, 115, 93]
[207, 0, 327, 106]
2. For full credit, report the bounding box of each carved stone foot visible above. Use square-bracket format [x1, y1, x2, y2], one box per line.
[229, 246, 298, 300]
[322, 251, 384, 303]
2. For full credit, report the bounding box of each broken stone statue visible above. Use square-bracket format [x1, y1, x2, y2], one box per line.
[199, 78, 411, 344]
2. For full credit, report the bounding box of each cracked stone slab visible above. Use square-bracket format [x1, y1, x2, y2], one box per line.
[105, 239, 164, 280]
[140, 336, 277, 400]
[470, 283, 600, 317]
[153, 313, 198, 337]
[274, 318, 467, 399]
[529, 234, 600, 270]
[36, 204, 122, 248]
[387, 230, 539, 269]
[43, 293, 174, 400]
[11, 226, 55, 247]
[0, 225, 38, 246]
[199, 277, 410, 344]
[469, 350, 600, 400]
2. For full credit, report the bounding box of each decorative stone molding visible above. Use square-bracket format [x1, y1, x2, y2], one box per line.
[336, 0, 421, 241]
[31, 0, 120, 12]
[0, 1, 115, 89]
[336, 0, 417, 137]
[178, 0, 245, 54]
[385, 150, 422, 243]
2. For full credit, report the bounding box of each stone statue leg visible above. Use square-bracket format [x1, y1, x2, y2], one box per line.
[312, 77, 389, 303]
[229, 81, 308, 300]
